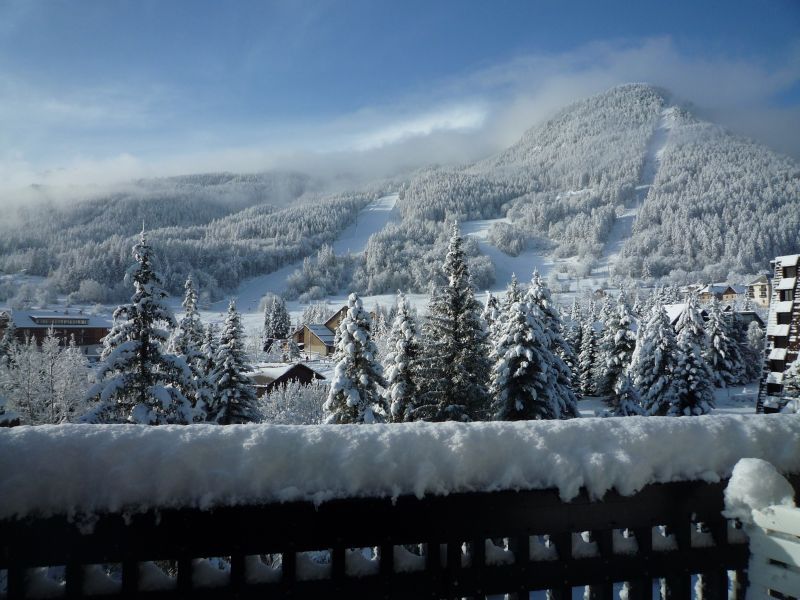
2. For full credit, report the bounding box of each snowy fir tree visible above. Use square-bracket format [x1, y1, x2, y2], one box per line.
[578, 320, 597, 396]
[83, 231, 195, 425]
[629, 303, 679, 416]
[670, 295, 715, 416]
[324, 293, 387, 424]
[744, 321, 765, 380]
[168, 275, 210, 416]
[0, 320, 17, 366]
[489, 299, 574, 420]
[263, 295, 291, 341]
[524, 270, 579, 416]
[481, 292, 501, 336]
[0, 393, 20, 427]
[783, 358, 800, 412]
[416, 224, 490, 421]
[609, 373, 643, 416]
[702, 300, 740, 387]
[207, 300, 259, 424]
[598, 292, 638, 406]
[383, 291, 420, 422]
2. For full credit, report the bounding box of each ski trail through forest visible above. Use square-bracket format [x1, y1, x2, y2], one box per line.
[596, 107, 674, 275]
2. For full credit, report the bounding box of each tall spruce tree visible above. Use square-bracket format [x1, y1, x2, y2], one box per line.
[578, 320, 597, 396]
[417, 224, 490, 421]
[524, 270, 579, 417]
[599, 292, 638, 407]
[629, 303, 679, 416]
[671, 295, 714, 416]
[83, 231, 194, 424]
[744, 321, 765, 381]
[384, 292, 420, 423]
[168, 275, 209, 417]
[610, 373, 643, 416]
[324, 293, 387, 424]
[482, 292, 501, 337]
[703, 300, 739, 387]
[264, 296, 291, 341]
[207, 301, 259, 424]
[489, 299, 571, 419]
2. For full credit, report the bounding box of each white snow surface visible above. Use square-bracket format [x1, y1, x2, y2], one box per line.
[2, 416, 800, 520]
[723, 457, 796, 524]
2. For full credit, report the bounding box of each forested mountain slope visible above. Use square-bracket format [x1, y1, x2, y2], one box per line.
[357, 84, 799, 292]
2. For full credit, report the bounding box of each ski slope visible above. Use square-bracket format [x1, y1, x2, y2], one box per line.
[191, 194, 400, 330]
[460, 218, 553, 296]
[596, 108, 674, 275]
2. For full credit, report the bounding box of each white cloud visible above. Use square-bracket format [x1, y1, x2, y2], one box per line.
[1, 35, 798, 196]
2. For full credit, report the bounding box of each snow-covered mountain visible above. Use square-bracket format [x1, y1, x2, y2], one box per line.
[1, 84, 797, 302]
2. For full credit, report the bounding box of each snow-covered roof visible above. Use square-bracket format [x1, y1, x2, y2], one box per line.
[748, 274, 770, 286]
[768, 348, 788, 361]
[776, 254, 800, 267]
[775, 301, 795, 314]
[768, 324, 790, 337]
[249, 363, 324, 384]
[663, 303, 687, 325]
[777, 277, 797, 291]
[767, 372, 784, 384]
[2, 310, 111, 330]
[306, 324, 335, 346]
[2, 416, 800, 519]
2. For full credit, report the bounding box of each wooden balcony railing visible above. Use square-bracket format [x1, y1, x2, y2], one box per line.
[3, 476, 799, 599]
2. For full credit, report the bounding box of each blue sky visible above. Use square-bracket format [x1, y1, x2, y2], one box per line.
[1, 0, 798, 190]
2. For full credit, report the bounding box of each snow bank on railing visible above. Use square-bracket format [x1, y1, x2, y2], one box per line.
[1, 415, 799, 520]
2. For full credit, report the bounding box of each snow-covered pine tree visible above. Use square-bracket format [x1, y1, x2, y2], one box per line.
[564, 297, 583, 382]
[207, 300, 259, 424]
[523, 270, 579, 417]
[416, 224, 490, 421]
[744, 321, 765, 381]
[703, 299, 739, 387]
[0, 394, 19, 427]
[489, 299, 568, 419]
[83, 231, 195, 425]
[264, 296, 291, 341]
[198, 323, 218, 413]
[0, 320, 18, 367]
[324, 293, 387, 424]
[783, 358, 800, 412]
[482, 292, 501, 336]
[384, 291, 420, 423]
[671, 295, 715, 416]
[597, 291, 637, 402]
[168, 275, 210, 417]
[629, 303, 679, 416]
[578, 320, 597, 396]
[609, 373, 643, 416]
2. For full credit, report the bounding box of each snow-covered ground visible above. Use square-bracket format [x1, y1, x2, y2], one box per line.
[578, 383, 758, 417]
[460, 218, 554, 295]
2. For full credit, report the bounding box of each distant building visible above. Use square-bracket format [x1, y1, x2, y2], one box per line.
[696, 284, 742, 304]
[756, 254, 800, 413]
[290, 307, 348, 357]
[0, 309, 111, 359]
[662, 302, 763, 330]
[747, 274, 772, 308]
[248, 363, 325, 397]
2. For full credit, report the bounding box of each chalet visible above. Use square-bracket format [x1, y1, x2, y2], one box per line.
[747, 274, 772, 308]
[661, 303, 761, 330]
[696, 284, 742, 303]
[248, 363, 325, 397]
[290, 307, 348, 357]
[663, 303, 709, 328]
[757, 254, 800, 413]
[0, 309, 111, 359]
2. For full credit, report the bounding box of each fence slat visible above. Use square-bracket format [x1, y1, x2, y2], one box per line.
[748, 557, 800, 597]
[753, 505, 800, 537]
[748, 525, 800, 566]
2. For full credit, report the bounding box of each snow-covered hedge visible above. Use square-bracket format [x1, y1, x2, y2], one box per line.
[2, 415, 799, 520]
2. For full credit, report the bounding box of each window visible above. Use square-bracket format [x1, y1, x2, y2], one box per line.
[784, 266, 798, 278]
[780, 290, 795, 302]
[778, 312, 792, 325]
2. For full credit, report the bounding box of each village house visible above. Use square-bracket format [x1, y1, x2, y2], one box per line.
[290, 306, 348, 357]
[696, 283, 743, 304]
[747, 274, 772, 308]
[0, 309, 112, 360]
[248, 363, 325, 397]
[662, 303, 763, 330]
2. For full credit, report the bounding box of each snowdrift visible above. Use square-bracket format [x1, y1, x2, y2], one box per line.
[2, 415, 799, 520]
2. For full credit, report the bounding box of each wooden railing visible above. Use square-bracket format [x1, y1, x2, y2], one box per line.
[4, 476, 799, 599]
